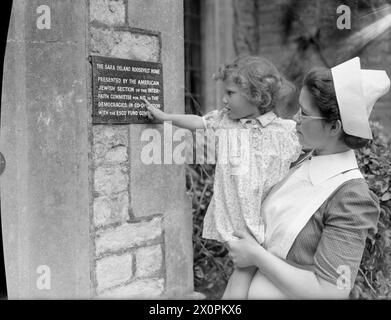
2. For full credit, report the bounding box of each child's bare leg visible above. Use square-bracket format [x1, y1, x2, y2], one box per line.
[222, 266, 257, 300]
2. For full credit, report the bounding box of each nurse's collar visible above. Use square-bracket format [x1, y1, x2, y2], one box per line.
[308, 149, 359, 185]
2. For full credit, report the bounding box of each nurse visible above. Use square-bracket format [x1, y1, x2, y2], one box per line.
[226, 57, 390, 299]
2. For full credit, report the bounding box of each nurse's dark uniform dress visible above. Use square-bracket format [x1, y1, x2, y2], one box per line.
[248, 149, 379, 298]
[286, 177, 379, 286]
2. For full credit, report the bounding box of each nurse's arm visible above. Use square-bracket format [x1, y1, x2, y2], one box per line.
[250, 245, 350, 299]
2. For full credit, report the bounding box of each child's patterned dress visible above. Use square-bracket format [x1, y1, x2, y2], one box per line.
[200, 108, 301, 244]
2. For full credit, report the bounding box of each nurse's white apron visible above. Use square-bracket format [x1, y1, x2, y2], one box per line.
[247, 150, 365, 299]
[248, 161, 364, 299]
[262, 162, 364, 259]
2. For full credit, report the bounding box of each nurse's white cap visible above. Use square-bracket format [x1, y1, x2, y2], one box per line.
[331, 57, 390, 139]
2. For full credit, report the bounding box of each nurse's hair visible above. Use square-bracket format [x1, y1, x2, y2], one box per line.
[303, 67, 370, 149]
[214, 55, 291, 115]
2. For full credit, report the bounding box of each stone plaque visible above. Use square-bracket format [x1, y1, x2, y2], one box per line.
[91, 55, 164, 124]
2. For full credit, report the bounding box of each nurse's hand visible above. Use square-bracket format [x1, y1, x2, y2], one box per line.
[226, 229, 263, 268]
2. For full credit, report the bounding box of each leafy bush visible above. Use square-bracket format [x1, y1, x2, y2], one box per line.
[351, 122, 391, 299]
[186, 163, 231, 299]
[186, 121, 391, 300]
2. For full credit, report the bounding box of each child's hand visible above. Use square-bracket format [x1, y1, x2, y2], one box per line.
[143, 98, 168, 121]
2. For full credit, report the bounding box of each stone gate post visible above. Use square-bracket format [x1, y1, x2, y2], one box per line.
[1, 0, 194, 299]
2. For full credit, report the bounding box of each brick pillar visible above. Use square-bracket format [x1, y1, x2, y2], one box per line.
[89, 0, 194, 299]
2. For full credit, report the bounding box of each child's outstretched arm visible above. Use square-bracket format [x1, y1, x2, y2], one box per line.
[143, 99, 205, 130]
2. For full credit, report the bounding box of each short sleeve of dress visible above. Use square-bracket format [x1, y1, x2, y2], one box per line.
[257, 120, 302, 202]
[202, 109, 226, 130]
[313, 180, 380, 287]
[267, 120, 301, 175]
[279, 121, 302, 164]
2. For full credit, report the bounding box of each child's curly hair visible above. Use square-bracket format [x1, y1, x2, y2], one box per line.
[214, 55, 287, 114]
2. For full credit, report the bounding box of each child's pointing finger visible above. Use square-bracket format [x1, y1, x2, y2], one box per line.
[141, 99, 152, 108]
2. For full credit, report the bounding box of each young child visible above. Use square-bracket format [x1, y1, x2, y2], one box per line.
[144, 56, 301, 299]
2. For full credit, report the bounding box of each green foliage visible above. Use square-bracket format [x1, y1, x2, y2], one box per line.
[186, 121, 391, 300]
[351, 122, 391, 299]
[186, 164, 232, 299]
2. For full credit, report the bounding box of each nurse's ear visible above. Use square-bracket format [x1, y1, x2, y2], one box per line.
[329, 119, 343, 137]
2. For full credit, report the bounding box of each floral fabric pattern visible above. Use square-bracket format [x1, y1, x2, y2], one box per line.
[201, 108, 302, 243]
